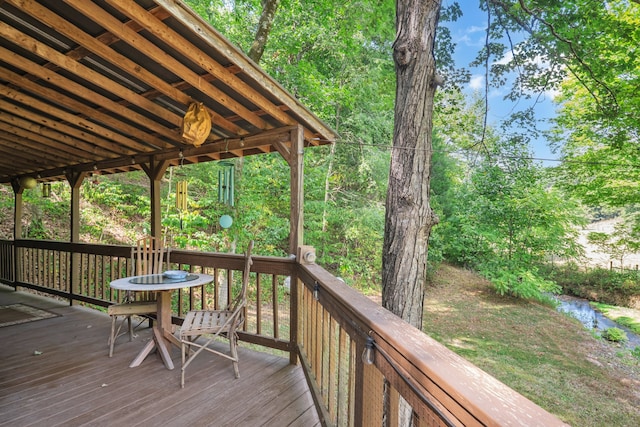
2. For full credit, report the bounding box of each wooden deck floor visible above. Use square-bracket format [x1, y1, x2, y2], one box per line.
[0, 285, 319, 427]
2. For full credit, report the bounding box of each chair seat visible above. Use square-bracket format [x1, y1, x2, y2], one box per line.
[180, 310, 234, 337]
[108, 301, 157, 316]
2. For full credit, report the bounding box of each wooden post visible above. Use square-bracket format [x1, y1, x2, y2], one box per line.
[66, 171, 87, 305]
[141, 158, 169, 241]
[289, 125, 304, 255]
[271, 125, 305, 365]
[11, 179, 24, 240]
[11, 179, 24, 287]
[289, 125, 304, 365]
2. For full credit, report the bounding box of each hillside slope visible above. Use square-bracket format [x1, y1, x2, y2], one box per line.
[424, 264, 640, 426]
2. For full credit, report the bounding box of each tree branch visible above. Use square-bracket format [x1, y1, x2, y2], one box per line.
[488, 0, 619, 112]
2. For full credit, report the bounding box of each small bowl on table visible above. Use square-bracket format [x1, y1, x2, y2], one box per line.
[163, 270, 188, 280]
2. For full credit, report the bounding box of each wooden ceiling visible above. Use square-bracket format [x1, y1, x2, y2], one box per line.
[0, 0, 336, 186]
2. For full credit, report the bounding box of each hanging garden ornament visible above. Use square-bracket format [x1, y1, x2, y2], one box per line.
[218, 161, 235, 207]
[42, 183, 51, 198]
[19, 176, 37, 189]
[181, 102, 211, 147]
[176, 180, 188, 211]
[219, 214, 233, 229]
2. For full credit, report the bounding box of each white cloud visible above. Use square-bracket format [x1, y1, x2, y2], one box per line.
[469, 75, 484, 90]
[467, 25, 486, 34]
[494, 50, 513, 66]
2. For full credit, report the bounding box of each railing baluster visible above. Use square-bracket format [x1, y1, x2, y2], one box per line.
[255, 272, 262, 335]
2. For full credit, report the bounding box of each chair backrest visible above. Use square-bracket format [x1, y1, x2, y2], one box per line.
[130, 235, 169, 276]
[229, 240, 253, 313]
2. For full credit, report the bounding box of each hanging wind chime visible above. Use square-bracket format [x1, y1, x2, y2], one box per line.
[176, 179, 188, 229]
[41, 183, 51, 198]
[218, 162, 235, 207]
[218, 162, 235, 229]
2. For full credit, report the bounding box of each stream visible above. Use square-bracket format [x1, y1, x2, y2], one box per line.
[555, 295, 640, 349]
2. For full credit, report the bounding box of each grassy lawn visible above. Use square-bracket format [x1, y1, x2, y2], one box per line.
[592, 302, 640, 335]
[423, 264, 640, 427]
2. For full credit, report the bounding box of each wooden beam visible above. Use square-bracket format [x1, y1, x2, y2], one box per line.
[107, 0, 298, 129]
[66, 0, 256, 134]
[0, 45, 179, 143]
[0, 25, 182, 128]
[0, 65, 170, 150]
[0, 110, 113, 161]
[155, 0, 338, 143]
[65, 170, 87, 305]
[141, 158, 170, 239]
[103, 0, 269, 131]
[11, 0, 244, 138]
[0, 86, 146, 155]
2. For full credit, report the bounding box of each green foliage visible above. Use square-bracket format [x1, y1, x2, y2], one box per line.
[432, 127, 586, 299]
[14, 182, 71, 240]
[614, 317, 640, 336]
[545, 2, 640, 209]
[479, 259, 560, 300]
[543, 264, 640, 301]
[83, 174, 150, 217]
[601, 327, 628, 343]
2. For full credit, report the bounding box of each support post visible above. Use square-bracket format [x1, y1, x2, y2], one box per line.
[66, 171, 87, 305]
[141, 158, 170, 241]
[11, 179, 24, 287]
[289, 125, 304, 255]
[290, 125, 304, 365]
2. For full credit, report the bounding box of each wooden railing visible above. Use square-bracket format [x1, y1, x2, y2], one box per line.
[296, 263, 567, 426]
[0, 239, 566, 426]
[0, 239, 294, 353]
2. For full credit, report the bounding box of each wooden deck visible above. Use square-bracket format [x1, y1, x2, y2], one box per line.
[0, 285, 319, 427]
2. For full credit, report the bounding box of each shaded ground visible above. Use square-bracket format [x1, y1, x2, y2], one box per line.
[423, 264, 640, 427]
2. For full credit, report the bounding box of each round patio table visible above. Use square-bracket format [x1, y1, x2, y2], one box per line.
[110, 273, 214, 370]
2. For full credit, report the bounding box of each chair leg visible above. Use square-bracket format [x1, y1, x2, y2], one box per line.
[181, 341, 186, 388]
[108, 315, 117, 357]
[127, 315, 133, 341]
[230, 334, 239, 378]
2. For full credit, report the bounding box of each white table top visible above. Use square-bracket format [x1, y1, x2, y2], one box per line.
[110, 273, 214, 291]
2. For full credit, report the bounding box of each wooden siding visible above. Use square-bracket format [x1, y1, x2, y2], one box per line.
[0, 284, 319, 427]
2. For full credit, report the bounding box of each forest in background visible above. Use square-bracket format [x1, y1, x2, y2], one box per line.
[1, 1, 639, 303]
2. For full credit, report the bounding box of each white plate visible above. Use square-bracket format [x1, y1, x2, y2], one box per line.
[163, 270, 188, 279]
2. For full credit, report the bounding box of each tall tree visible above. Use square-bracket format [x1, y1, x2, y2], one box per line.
[247, 0, 281, 63]
[382, 0, 442, 328]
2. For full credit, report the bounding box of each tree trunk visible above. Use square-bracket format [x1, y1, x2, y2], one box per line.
[248, 0, 281, 63]
[382, 0, 441, 330]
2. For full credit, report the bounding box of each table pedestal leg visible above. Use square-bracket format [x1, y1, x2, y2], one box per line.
[128, 327, 175, 369]
[129, 290, 176, 370]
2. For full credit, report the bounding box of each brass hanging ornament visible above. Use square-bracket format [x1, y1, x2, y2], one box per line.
[181, 102, 211, 147]
[176, 180, 188, 211]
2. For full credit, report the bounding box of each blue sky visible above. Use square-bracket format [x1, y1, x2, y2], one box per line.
[442, 0, 560, 165]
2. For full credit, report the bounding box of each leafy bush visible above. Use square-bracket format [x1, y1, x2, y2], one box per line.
[540, 263, 640, 305]
[478, 260, 561, 300]
[601, 327, 628, 343]
[612, 316, 640, 335]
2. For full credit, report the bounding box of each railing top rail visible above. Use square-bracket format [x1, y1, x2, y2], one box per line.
[299, 263, 567, 427]
[170, 249, 295, 275]
[10, 239, 295, 276]
[13, 239, 131, 257]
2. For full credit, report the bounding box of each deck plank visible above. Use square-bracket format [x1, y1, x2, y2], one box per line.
[0, 285, 318, 426]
